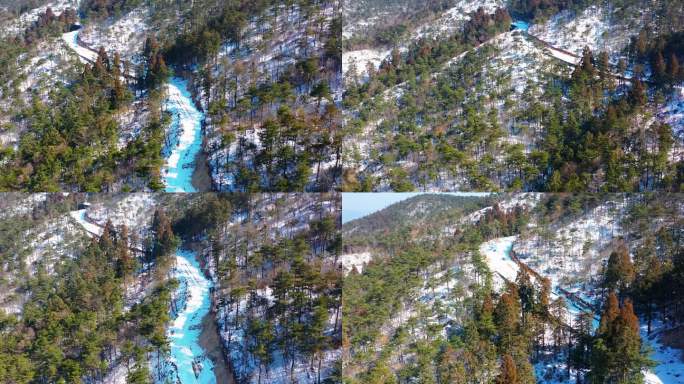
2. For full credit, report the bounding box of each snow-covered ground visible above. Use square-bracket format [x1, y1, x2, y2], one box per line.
[217, 282, 338, 384]
[484, 32, 556, 95]
[2, 0, 79, 38]
[509, 197, 682, 383]
[528, 5, 638, 59]
[343, 0, 504, 81]
[78, 7, 149, 63]
[515, 199, 627, 290]
[163, 77, 205, 193]
[343, 48, 390, 79]
[480, 236, 518, 289]
[642, 320, 684, 384]
[659, 85, 684, 141]
[86, 194, 156, 230]
[464, 193, 540, 225]
[340, 252, 372, 274]
[413, 0, 505, 39]
[61, 26, 136, 79]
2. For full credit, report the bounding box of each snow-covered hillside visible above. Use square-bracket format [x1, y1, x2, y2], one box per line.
[1, 0, 79, 38]
[528, 4, 641, 59]
[343, 193, 684, 384]
[78, 6, 150, 63]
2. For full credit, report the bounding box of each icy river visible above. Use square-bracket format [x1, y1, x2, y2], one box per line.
[163, 249, 216, 383]
[162, 78, 205, 193]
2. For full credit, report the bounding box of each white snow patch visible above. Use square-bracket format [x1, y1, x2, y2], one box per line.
[642, 320, 684, 384]
[480, 236, 518, 289]
[339, 252, 372, 274]
[343, 48, 390, 80]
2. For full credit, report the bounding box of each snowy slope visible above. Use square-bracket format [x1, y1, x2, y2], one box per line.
[660, 85, 684, 141]
[2, 0, 79, 38]
[78, 7, 150, 63]
[642, 320, 684, 384]
[528, 5, 639, 58]
[340, 252, 372, 274]
[343, 48, 390, 79]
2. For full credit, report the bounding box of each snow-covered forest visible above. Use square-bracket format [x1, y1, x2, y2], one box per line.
[0, 192, 342, 383]
[1, 1, 684, 383]
[343, 193, 684, 384]
[341, 0, 684, 192]
[0, 0, 341, 192]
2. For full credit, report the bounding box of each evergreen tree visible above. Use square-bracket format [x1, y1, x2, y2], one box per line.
[497, 354, 518, 384]
[590, 293, 650, 383]
[436, 345, 466, 384]
[495, 282, 522, 354]
[604, 244, 635, 293]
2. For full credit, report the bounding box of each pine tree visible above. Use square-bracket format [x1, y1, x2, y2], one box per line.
[590, 293, 650, 383]
[436, 345, 466, 384]
[150, 209, 178, 275]
[604, 244, 635, 293]
[116, 224, 136, 288]
[629, 78, 647, 107]
[111, 52, 126, 109]
[477, 293, 497, 339]
[495, 282, 521, 354]
[668, 53, 680, 83]
[366, 362, 398, 384]
[516, 268, 535, 321]
[497, 354, 518, 384]
[310, 297, 329, 384]
[248, 318, 274, 384]
[654, 51, 667, 84]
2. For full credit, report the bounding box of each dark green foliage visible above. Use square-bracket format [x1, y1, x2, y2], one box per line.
[80, 0, 145, 19]
[172, 194, 233, 239]
[142, 37, 169, 90]
[510, 0, 595, 21]
[0, 41, 160, 191]
[603, 243, 635, 293]
[0, 220, 176, 384]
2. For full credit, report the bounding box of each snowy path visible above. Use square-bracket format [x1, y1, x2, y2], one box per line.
[69, 209, 103, 237]
[479, 236, 518, 289]
[62, 29, 98, 64]
[164, 249, 216, 383]
[162, 77, 205, 193]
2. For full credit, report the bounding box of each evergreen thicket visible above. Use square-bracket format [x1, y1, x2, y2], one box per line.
[0, 209, 179, 384]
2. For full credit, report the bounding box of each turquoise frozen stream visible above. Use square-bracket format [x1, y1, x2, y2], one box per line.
[165, 249, 215, 383]
[512, 20, 530, 31]
[162, 77, 205, 193]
